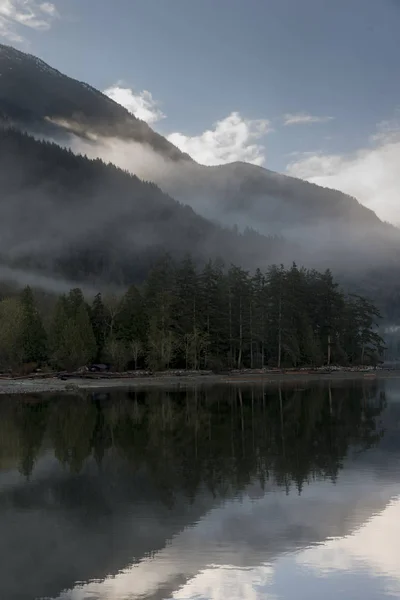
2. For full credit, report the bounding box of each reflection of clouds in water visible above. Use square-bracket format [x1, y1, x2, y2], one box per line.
[171, 494, 400, 600]
[61, 564, 276, 600]
[8, 384, 399, 600]
[297, 495, 400, 592]
[173, 565, 277, 600]
[53, 473, 400, 600]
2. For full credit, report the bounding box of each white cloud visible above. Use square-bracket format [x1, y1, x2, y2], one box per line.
[101, 82, 271, 166]
[0, 0, 58, 42]
[39, 2, 56, 16]
[283, 112, 334, 126]
[167, 111, 271, 166]
[173, 565, 276, 600]
[298, 496, 400, 593]
[286, 120, 400, 224]
[104, 84, 165, 125]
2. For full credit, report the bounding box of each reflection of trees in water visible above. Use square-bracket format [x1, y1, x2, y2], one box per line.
[0, 382, 386, 501]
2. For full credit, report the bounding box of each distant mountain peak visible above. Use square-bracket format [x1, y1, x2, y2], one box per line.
[0, 43, 192, 162]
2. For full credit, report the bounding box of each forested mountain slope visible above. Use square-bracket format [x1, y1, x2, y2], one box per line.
[0, 42, 397, 245]
[0, 43, 190, 161]
[0, 44, 399, 321]
[0, 128, 288, 285]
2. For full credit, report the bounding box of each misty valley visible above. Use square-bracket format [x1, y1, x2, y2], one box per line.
[0, 44, 399, 342]
[1, 16, 400, 600]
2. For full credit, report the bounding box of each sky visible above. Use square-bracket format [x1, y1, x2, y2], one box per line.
[0, 0, 400, 222]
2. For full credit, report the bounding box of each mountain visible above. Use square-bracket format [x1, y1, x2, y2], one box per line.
[151, 159, 400, 266]
[0, 43, 399, 320]
[0, 42, 394, 244]
[0, 43, 191, 161]
[0, 128, 288, 286]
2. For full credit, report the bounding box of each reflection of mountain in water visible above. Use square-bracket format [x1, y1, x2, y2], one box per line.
[0, 381, 396, 600]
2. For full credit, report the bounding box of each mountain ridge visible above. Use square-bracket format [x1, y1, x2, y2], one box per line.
[0, 43, 192, 162]
[0, 43, 399, 322]
[0, 127, 290, 286]
[0, 41, 392, 236]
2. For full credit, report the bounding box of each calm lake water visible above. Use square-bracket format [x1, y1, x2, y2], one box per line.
[1, 380, 400, 600]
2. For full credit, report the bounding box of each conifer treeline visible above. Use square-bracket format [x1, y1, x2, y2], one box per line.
[0, 257, 385, 372]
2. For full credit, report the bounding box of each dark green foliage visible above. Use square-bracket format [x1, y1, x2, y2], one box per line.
[90, 293, 108, 362]
[49, 289, 96, 370]
[0, 258, 385, 372]
[115, 285, 147, 344]
[226, 265, 252, 368]
[144, 255, 177, 370]
[104, 337, 130, 372]
[346, 295, 386, 364]
[198, 259, 228, 368]
[0, 297, 24, 369]
[19, 286, 47, 363]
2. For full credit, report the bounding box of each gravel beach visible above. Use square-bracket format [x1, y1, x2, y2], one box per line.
[0, 369, 398, 395]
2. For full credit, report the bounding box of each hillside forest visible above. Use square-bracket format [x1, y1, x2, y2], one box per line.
[0, 257, 385, 373]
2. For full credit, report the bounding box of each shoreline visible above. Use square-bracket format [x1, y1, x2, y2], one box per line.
[0, 369, 399, 395]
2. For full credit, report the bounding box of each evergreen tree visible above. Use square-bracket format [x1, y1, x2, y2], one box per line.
[0, 257, 385, 372]
[173, 256, 210, 368]
[252, 268, 269, 368]
[20, 286, 47, 363]
[173, 256, 199, 336]
[199, 259, 228, 369]
[66, 288, 86, 318]
[115, 285, 147, 345]
[74, 303, 97, 363]
[50, 291, 96, 370]
[227, 265, 251, 368]
[0, 297, 24, 370]
[266, 265, 287, 368]
[348, 295, 386, 364]
[145, 256, 177, 369]
[285, 264, 315, 366]
[90, 293, 108, 362]
[314, 269, 344, 365]
[49, 294, 69, 364]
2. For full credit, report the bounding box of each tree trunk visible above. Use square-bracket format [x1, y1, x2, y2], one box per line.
[249, 299, 254, 369]
[327, 333, 331, 366]
[204, 312, 210, 369]
[278, 295, 282, 369]
[261, 309, 265, 368]
[279, 386, 285, 456]
[229, 291, 233, 366]
[238, 388, 245, 457]
[238, 297, 243, 369]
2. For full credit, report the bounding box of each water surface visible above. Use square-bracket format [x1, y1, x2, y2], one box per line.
[1, 380, 399, 600]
